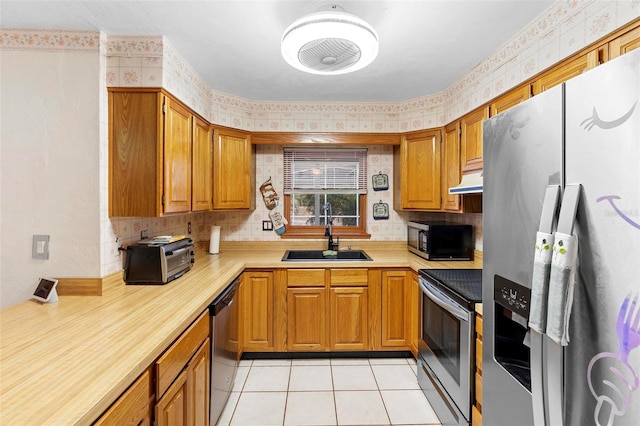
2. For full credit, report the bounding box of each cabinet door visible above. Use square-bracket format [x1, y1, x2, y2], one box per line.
[164, 96, 192, 214]
[192, 118, 213, 212]
[155, 370, 188, 426]
[490, 85, 531, 117]
[188, 339, 210, 426]
[395, 129, 441, 210]
[94, 369, 152, 426]
[532, 50, 598, 95]
[330, 287, 368, 351]
[442, 122, 461, 212]
[460, 107, 489, 173]
[287, 288, 327, 351]
[381, 270, 408, 348]
[213, 128, 254, 210]
[241, 272, 274, 351]
[109, 90, 162, 217]
[609, 25, 640, 59]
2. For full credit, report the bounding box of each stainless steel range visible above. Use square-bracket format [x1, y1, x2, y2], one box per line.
[417, 269, 482, 426]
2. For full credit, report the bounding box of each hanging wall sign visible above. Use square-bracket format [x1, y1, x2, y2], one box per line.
[373, 200, 389, 220]
[372, 172, 389, 191]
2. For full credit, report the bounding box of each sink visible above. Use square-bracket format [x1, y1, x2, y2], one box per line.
[282, 249, 372, 261]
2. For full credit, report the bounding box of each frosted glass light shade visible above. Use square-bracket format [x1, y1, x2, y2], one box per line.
[281, 10, 379, 75]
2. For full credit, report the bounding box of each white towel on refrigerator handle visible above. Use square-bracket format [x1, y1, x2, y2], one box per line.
[529, 231, 554, 333]
[545, 232, 579, 346]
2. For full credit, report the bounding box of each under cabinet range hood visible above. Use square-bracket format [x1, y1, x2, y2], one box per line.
[449, 171, 483, 194]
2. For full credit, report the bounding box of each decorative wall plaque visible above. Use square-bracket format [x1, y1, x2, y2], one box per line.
[372, 172, 389, 191]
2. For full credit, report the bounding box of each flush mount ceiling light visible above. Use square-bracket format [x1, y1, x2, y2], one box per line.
[281, 5, 379, 75]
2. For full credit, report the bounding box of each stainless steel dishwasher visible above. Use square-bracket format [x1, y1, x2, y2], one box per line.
[209, 276, 240, 425]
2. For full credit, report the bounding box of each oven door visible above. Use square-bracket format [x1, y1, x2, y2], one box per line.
[418, 277, 473, 424]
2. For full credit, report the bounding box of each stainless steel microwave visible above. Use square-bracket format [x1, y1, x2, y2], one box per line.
[407, 221, 473, 261]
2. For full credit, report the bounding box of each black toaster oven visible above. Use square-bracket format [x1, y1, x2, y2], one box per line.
[124, 237, 195, 285]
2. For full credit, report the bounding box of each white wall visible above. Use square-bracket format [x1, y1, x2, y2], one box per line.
[0, 49, 102, 308]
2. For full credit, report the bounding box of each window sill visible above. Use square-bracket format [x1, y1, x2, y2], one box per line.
[280, 231, 371, 240]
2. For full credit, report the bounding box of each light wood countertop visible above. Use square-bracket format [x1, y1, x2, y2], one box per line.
[0, 241, 481, 425]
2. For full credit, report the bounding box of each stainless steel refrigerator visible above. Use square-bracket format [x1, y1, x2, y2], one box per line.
[482, 48, 640, 426]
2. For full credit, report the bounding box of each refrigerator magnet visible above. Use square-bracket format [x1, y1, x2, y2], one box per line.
[373, 201, 389, 220]
[372, 172, 389, 191]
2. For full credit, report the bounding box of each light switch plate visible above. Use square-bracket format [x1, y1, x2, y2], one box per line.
[32, 235, 50, 259]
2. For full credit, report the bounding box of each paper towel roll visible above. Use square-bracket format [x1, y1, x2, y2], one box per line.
[209, 225, 220, 254]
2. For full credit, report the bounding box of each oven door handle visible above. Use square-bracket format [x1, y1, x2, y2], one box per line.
[419, 280, 470, 323]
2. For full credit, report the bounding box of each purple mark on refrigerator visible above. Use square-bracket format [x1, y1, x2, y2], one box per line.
[597, 195, 640, 230]
[580, 100, 637, 131]
[587, 294, 640, 426]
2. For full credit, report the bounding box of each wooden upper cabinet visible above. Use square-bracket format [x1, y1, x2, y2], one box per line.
[192, 118, 213, 212]
[532, 49, 598, 95]
[442, 122, 461, 212]
[609, 25, 640, 59]
[213, 127, 255, 210]
[109, 90, 162, 217]
[490, 85, 531, 117]
[164, 97, 193, 214]
[394, 129, 442, 210]
[460, 107, 488, 173]
[109, 89, 193, 217]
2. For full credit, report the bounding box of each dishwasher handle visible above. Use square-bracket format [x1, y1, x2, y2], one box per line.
[210, 277, 239, 316]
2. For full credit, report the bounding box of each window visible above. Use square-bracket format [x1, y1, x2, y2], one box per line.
[283, 148, 369, 238]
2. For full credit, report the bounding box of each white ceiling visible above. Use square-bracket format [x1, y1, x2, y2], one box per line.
[0, 0, 555, 102]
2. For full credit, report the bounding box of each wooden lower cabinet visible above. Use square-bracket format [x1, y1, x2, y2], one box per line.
[380, 270, 409, 348]
[287, 287, 327, 351]
[155, 339, 211, 426]
[154, 312, 210, 426]
[285, 268, 372, 352]
[155, 370, 189, 426]
[93, 369, 153, 425]
[188, 340, 210, 426]
[241, 271, 274, 351]
[330, 287, 368, 351]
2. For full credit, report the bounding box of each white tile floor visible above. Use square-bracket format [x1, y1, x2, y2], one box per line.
[216, 357, 442, 426]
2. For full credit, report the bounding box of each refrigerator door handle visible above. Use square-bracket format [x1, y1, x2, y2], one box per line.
[545, 184, 582, 426]
[557, 184, 581, 235]
[531, 185, 561, 426]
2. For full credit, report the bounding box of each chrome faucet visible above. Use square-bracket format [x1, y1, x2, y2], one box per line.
[322, 202, 339, 251]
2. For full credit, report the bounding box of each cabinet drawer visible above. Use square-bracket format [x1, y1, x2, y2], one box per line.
[287, 269, 325, 287]
[330, 269, 368, 287]
[94, 369, 152, 425]
[155, 311, 209, 398]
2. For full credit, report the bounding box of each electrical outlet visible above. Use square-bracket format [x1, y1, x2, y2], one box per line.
[140, 229, 149, 240]
[188, 221, 192, 234]
[262, 220, 273, 231]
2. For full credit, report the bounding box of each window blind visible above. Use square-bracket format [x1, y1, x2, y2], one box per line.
[283, 148, 368, 194]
